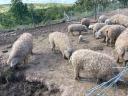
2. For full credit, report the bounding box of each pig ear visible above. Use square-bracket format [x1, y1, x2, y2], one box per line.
[105, 30, 108, 36]
[10, 58, 18, 68]
[6, 59, 10, 65]
[64, 50, 69, 60]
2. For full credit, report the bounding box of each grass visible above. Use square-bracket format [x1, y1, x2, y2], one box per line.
[0, 3, 73, 30]
[31, 3, 72, 9]
[0, 3, 73, 13]
[0, 4, 10, 13]
[0, 2, 124, 30]
[0, 18, 65, 31]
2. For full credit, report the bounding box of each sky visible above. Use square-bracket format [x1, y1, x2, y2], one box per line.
[0, 0, 76, 4]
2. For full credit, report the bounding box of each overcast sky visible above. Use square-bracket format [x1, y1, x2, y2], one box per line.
[0, 0, 76, 4]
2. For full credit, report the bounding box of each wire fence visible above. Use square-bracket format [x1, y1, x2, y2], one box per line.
[0, 1, 125, 31]
[85, 66, 128, 96]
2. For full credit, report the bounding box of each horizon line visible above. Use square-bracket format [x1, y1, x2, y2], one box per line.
[0, 0, 76, 5]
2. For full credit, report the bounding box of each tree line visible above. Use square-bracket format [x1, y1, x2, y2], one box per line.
[0, 0, 73, 28]
[75, 0, 128, 11]
[0, 0, 127, 28]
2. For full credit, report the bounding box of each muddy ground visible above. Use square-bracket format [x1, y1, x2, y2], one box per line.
[0, 8, 128, 96]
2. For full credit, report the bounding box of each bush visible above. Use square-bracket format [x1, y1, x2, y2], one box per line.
[0, 13, 15, 28]
[0, 2, 73, 29]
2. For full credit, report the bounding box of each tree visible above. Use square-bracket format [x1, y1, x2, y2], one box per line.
[75, 0, 110, 11]
[28, 4, 43, 25]
[10, 0, 29, 24]
[74, 0, 111, 19]
[118, 0, 128, 8]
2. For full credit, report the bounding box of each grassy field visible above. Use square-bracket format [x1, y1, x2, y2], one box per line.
[0, 3, 73, 30]
[0, 4, 10, 13]
[31, 3, 72, 9]
[0, 3, 73, 13]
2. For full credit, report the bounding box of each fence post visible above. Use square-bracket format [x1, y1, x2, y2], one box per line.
[94, 0, 97, 20]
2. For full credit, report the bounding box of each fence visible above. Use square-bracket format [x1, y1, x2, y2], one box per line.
[0, 1, 126, 31]
[85, 66, 128, 96]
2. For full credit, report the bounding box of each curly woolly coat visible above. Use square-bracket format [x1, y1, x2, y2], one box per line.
[7, 33, 33, 67]
[68, 24, 87, 36]
[70, 49, 119, 82]
[49, 32, 73, 59]
[115, 28, 128, 63]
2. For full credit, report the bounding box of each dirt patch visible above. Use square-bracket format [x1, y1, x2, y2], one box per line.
[0, 54, 61, 96]
[0, 9, 128, 96]
[0, 81, 48, 96]
[0, 66, 61, 96]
